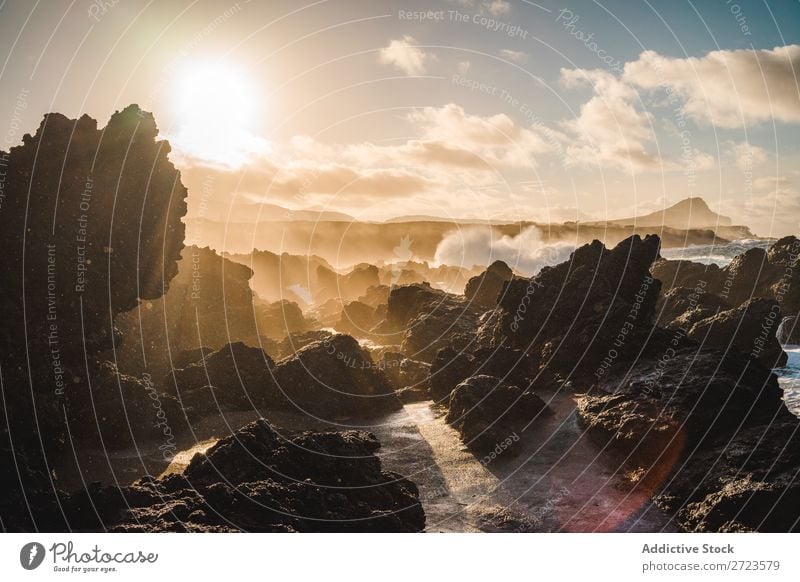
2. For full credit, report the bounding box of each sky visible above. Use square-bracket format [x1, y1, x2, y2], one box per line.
[1, 0, 800, 236]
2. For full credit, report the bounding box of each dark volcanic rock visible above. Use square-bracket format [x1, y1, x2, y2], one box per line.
[0, 105, 187, 529]
[687, 298, 787, 368]
[114, 246, 260, 377]
[577, 348, 800, 531]
[67, 362, 182, 449]
[275, 329, 334, 359]
[378, 282, 483, 362]
[167, 342, 277, 417]
[429, 346, 478, 403]
[335, 300, 381, 338]
[273, 334, 401, 417]
[379, 352, 430, 394]
[255, 299, 311, 340]
[479, 235, 662, 374]
[656, 285, 729, 330]
[464, 260, 513, 309]
[445, 375, 548, 451]
[61, 419, 425, 532]
[654, 237, 800, 317]
[651, 258, 722, 294]
[577, 348, 783, 457]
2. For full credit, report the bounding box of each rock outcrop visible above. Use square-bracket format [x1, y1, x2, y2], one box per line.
[273, 334, 401, 417]
[477, 235, 663, 375]
[687, 298, 787, 368]
[167, 342, 277, 418]
[464, 260, 513, 309]
[446, 375, 548, 451]
[114, 246, 261, 377]
[653, 236, 800, 317]
[377, 283, 484, 362]
[0, 105, 188, 529]
[61, 419, 425, 532]
[577, 349, 799, 531]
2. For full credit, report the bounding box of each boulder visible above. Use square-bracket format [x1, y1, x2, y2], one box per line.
[379, 352, 430, 393]
[60, 419, 425, 532]
[429, 346, 478, 403]
[275, 329, 334, 359]
[255, 299, 311, 340]
[464, 260, 513, 309]
[651, 258, 722, 293]
[377, 282, 483, 362]
[335, 300, 381, 338]
[577, 348, 784, 458]
[273, 334, 401, 417]
[445, 375, 548, 451]
[167, 342, 277, 417]
[687, 298, 787, 367]
[479, 235, 663, 374]
[577, 347, 800, 531]
[656, 285, 729, 330]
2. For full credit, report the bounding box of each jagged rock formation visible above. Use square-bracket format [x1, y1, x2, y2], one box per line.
[255, 299, 312, 340]
[577, 349, 799, 531]
[334, 300, 382, 338]
[653, 236, 800, 317]
[445, 375, 548, 451]
[687, 298, 787, 368]
[114, 245, 260, 377]
[60, 419, 426, 532]
[274, 329, 334, 360]
[476, 235, 663, 374]
[464, 260, 513, 309]
[656, 285, 730, 330]
[377, 283, 483, 362]
[0, 105, 188, 529]
[167, 342, 276, 419]
[273, 334, 401, 417]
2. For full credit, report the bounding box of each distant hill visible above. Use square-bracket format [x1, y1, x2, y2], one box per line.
[194, 202, 355, 223]
[600, 197, 732, 229]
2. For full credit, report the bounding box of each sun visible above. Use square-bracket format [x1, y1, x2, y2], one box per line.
[170, 62, 267, 168]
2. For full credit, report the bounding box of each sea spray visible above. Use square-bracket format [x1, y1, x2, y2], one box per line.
[433, 225, 574, 276]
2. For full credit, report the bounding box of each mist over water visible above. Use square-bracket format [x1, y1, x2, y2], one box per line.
[434, 225, 575, 276]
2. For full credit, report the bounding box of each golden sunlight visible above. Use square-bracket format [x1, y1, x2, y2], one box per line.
[170, 62, 267, 168]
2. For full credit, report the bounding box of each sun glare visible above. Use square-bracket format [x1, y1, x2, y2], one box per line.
[171, 62, 267, 168]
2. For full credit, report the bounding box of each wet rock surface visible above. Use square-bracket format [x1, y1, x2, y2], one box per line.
[479, 235, 663, 374]
[654, 236, 800, 316]
[445, 375, 548, 452]
[577, 348, 800, 531]
[464, 260, 513, 309]
[273, 334, 401, 417]
[61, 419, 425, 532]
[687, 298, 787, 368]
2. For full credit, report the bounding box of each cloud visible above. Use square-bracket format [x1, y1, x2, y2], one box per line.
[726, 141, 768, 170]
[560, 68, 666, 173]
[434, 225, 575, 275]
[624, 45, 800, 127]
[408, 103, 556, 168]
[486, 0, 511, 15]
[499, 49, 528, 64]
[379, 35, 436, 75]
